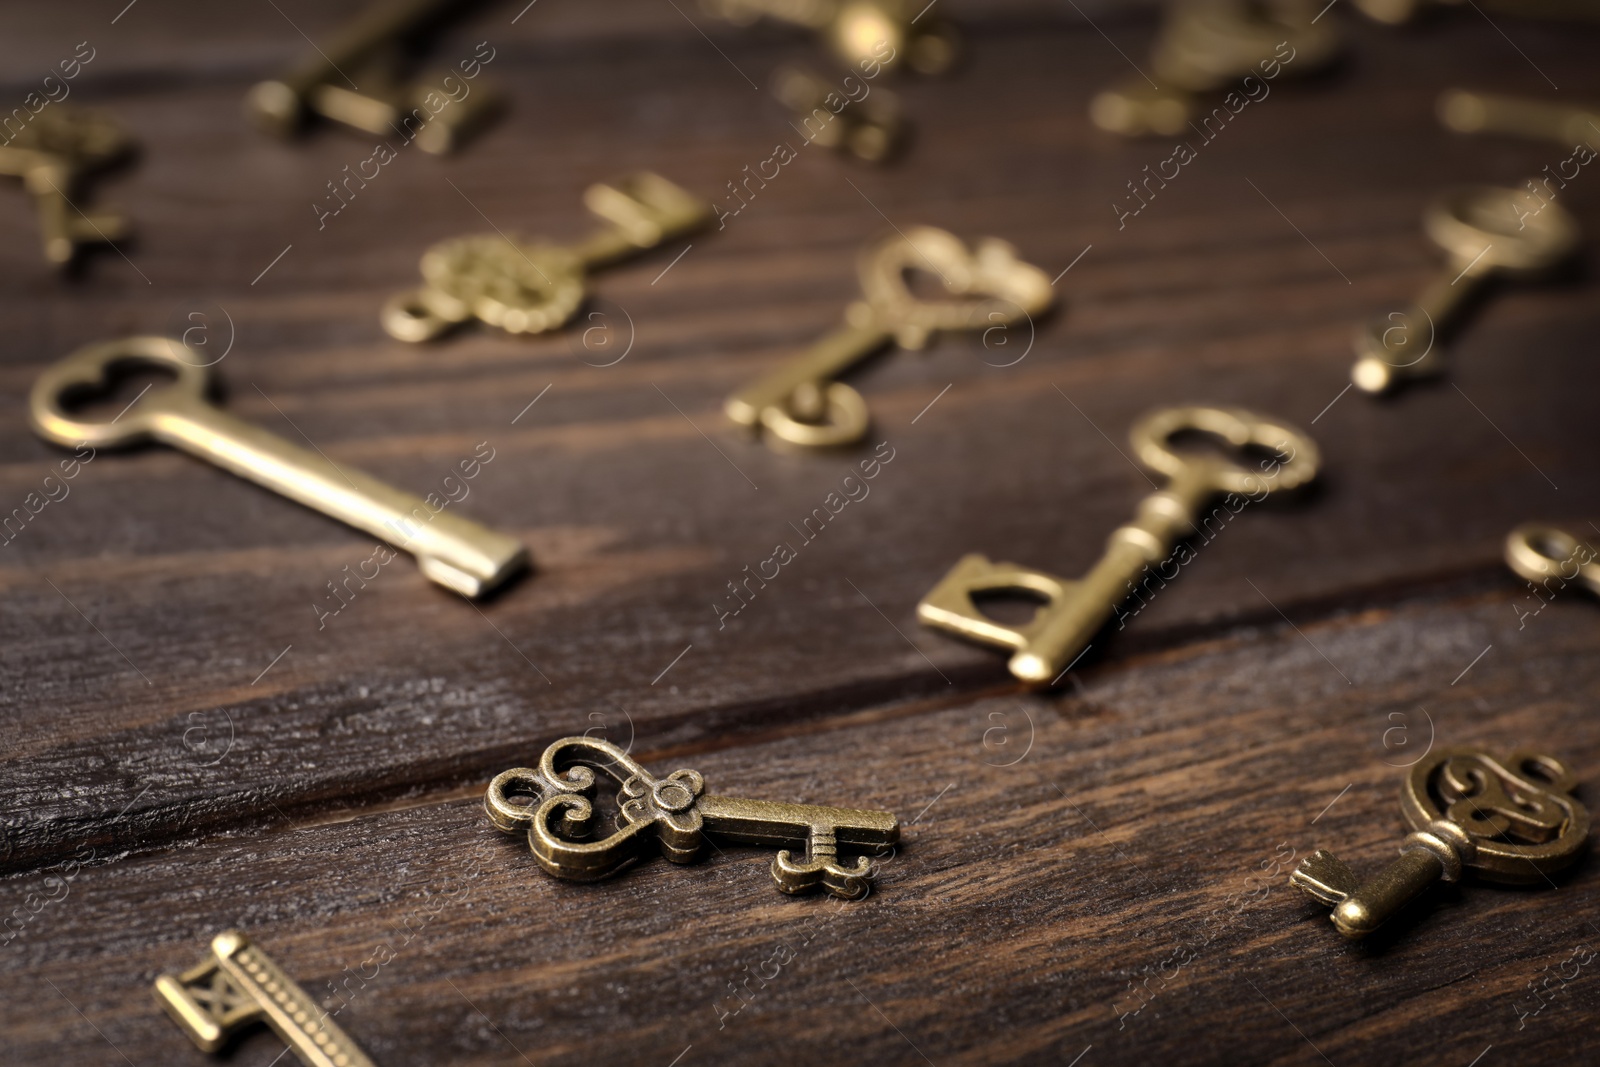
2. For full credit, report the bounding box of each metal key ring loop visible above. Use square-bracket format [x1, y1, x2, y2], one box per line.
[1425, 186, 1581, 272]
[29, 336, 210, 450]
[759, 382, 872, 449]
[1505, 523, 1597, 585]
[1129, 405, 1320, 496]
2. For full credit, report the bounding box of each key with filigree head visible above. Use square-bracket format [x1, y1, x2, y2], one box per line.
[247, 0, 501, 154]
[1293, 747, 1590, 939]
[725, 225, 1053, 449]
[1351, 186, 1580, 395]
[382, 171, 711, 342]
[0, 104, 134, 265]
[486, 737, 900, 898]
[155, 930, 376, 1067]
[918, 406, 1319, 685]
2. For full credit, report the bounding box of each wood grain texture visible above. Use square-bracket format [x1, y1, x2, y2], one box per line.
[2, 2, 1598, 1064]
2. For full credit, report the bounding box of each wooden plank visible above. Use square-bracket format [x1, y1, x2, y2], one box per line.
[3, 14, 1599, 872]
[3, 592, 1597, 1065]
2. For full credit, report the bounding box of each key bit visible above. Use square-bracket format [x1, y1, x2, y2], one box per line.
[486, 736, 900, 898]
[1351, 186, 1580, 395]
[156, 929, 376, 1067]
[0, 104, 135, 266]
[725, 225, 1053, 449]
[1292, 747, 1590, 939]
[247, 0, 502, 154]
[918, 406, 1319, 684]
[29, 337, 528, 599]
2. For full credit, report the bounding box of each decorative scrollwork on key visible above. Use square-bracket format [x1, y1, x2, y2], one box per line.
[486, 736, 899, 898]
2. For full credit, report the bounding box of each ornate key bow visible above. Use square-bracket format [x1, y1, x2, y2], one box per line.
[1293, 747, 1589, 939]
[486, 737, 899, 898]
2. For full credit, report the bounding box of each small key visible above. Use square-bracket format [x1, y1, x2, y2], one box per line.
[1351, 185, 1580, 395]
[0, 105, 134, 265]
[773, 64, 905, 163]
[382, 171, 711, 342]
[1292, 747, 1589, 939]
[486, 736, 900, 898]
[1439, 89, 1600, 150]
[1090, 0, 1341, 138]
[726, 225, 1053, 449]
[156, 929, 376, 1067]
[248, 0, 501, 155]
[702, 0, 960, 77]
[29, 336, 527, 598]
[1505, 523, 1600, 600]
[919, 406, 1319, 684]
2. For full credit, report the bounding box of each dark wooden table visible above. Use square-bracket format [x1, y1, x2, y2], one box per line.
[3, 2, 1598, 1064]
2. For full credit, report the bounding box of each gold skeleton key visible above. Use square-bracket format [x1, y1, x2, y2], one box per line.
[701, 0, 959, 77]
[1439, 89, 1600, 150]
[1090, 0, 1341, 137]
[725, 225, 1053, 449]
[156, 930, 376, 1067]
[29, 337, 527, 598]
[772, 64, 904, 163]
[918, 406, 1319, 684]
[0, 105, 134, 265]
[1505, 523, 1600, 599]
[382, 172, 711, 342]
[1351, 186, 1580, 395]
[1292, 747, 1589, 939]
[487, 736, 900, 898]
[247, 0, 501, 155]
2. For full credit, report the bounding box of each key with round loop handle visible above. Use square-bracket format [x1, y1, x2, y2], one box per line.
[918, 406, 1319, 685]
[0, 104, 134, 265]
[156, 929, 376, 1067]
[486, 736, 900, 899]
[1351, 186, 1580, 395]
[1292, 747, 1589, 939]
[382, 171, 711, 342]
[29, 337, 527, 599]
[1505, 523, 1600, 600]
[725, 225, 1054, 450]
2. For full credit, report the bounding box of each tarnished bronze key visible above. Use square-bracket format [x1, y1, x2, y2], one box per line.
[1439, 89, 1600, 149]
[1293, 747, 1589, 939]
[919, 406, 1319, 684]
[383, 172, 711, 342]
[248, 0, 501, 154]
[1351, 186, 1580, 394]
[29, 337, 527, 598]
[726, 225, 1053, 449]
[0, 104, 133, 265]
[487, 736, 900, 898]
[156, 930, 376, 1067]
[703, 0, 959, 76]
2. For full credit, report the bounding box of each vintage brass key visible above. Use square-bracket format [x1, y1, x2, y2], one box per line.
[1505, 523, 1600, 600]
[0, 105, 133, 265]
[1090, 0, 1341, 137]
[487, 736, 900, 898]
[919, 406, 1319, 684]
[1439, 89, 1600, 149]
[702, 0, 959, 77]
[382, 172, 711, 342]
[1351, 186, 1580, 395]
[156, 930, 376, 1067]
[726, 226, 1053, 449]
[247, 0, 500, 154]
[29, 337, 527, 598]
[773, 64, 904, 163]
[1292, 748, 1589, 939]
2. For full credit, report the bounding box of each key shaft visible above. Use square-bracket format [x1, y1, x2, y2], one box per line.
[697, 793, 900, 848]
[725, 321, 891, 432]
[1440, 89, 1600, 148]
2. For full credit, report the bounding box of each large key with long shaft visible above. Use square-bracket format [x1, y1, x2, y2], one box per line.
[918, 406, 1319, 685]
[156, 929, 376, 1067]
[487, 736, 900, 899]
[1292, 747, 1589, 939]
[29, 336, 527, 598]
